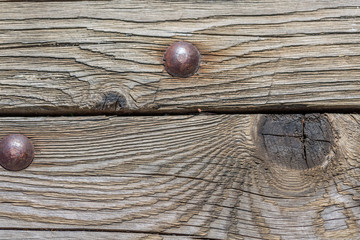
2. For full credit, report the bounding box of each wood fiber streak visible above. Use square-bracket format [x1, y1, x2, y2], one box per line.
[0, 230, 188, 240]
[0, 114, 358, 239]
[1, 1, 360, 114]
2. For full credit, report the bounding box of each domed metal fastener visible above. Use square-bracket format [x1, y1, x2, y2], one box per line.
[163, 41, 201, 78]
[0, 134, 34, 171]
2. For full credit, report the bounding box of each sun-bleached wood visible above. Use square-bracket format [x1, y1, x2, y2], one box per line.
[0, 114, 359, 239]
[1, 0, 360, 114]
[0, 230, 187, 240]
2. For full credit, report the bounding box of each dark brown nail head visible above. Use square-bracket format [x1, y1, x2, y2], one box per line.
[0, 134, 34, 171]
[163, 41, 201, 78]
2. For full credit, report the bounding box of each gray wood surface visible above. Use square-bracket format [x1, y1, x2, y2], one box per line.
[0, 114, 358, 239]
[0, 230, 187, 240]
[1, 0, 360, 239]
[1, 0, 360, 114]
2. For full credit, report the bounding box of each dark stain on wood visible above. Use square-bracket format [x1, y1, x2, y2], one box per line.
[96, 92, 127, 111]
[258, 114, 333, 170]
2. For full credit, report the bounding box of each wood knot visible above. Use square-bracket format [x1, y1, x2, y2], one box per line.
[96, 92, 127, 112]
[257, 114, 334, 170]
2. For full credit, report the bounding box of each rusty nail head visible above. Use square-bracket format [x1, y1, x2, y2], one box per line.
[163, 41, 201, 78]
[0, 134, 34, 171]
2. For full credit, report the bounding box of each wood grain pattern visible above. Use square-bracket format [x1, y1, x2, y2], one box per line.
[0, 114, 359, 239]
[0, 230, 187, 240]
[1, 0, 360, 114]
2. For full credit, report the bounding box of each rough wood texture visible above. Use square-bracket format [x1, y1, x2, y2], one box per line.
[0, 114, 359, 239]
[259, 114, 333, 170]
[1, 0, 360, 114]
[0, 230, 187, 240]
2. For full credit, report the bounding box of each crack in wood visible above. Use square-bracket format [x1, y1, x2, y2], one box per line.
[258, 113, 334, 170]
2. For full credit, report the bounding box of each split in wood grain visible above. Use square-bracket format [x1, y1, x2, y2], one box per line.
[257, 114, 334, 170]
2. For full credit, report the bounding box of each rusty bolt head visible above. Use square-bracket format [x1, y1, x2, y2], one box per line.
[0, 134, 34, 171]
[163, 41, 201, 78]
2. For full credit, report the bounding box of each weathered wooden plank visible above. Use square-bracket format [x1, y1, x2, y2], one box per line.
[1, 0, 360, 114]
[0, 230, 188, 240]
[0, 114, 359, 239]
